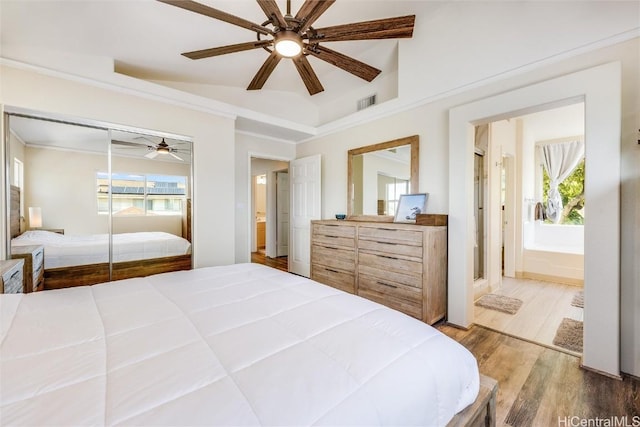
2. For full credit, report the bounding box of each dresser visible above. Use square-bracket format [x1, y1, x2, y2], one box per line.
[1, 259, 25, 294]
[11, 245, 45, 292]
[311, 220, 447, 325]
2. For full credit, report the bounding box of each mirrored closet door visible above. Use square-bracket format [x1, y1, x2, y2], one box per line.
[5, 113, 193, 291]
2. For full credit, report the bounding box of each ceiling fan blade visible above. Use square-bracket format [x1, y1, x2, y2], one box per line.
[292, 55, 324, 95]
[257, 0, 287, 29]
[145, 151, 160, 159]
[306, 45, 381, 82]
[157, 0, 272, 35]
[183, 40, 272, 60]
[311, 15, 415, 42]
[111, 139, 146, 148]
[248, 51, 282, 90]
[294, 0, 335, 33]
[169, 152, 184, 161]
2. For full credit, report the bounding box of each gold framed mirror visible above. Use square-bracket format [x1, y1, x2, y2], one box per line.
[347, 135, 419, 219]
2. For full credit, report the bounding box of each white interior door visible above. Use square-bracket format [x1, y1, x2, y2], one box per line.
[276, 171, 289, 257]
[289, 155, 321, 277]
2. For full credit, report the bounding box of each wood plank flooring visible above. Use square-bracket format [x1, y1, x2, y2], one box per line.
[474, 277, 584, 355]
[251, 251, 288, 272]
[437, 324, 640, 426]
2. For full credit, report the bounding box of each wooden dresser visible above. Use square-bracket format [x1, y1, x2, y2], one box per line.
[311, 220, 447, 325]
[1, 259, 25, 294]
[11, 245, 45, 292]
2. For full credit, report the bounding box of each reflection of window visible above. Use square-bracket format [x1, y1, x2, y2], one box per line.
[379, 174, 409, 216]
[97, 172, 186, 216]
[542, 158, 585, 225]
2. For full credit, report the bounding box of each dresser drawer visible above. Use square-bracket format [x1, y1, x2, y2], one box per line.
[1, 260, 24, 294]
[358, 273, 422, 304]
[358, 288, 422, 320]
[312, 224, 356, 249]
[358, 238, 422, 258]
[358, 251, 422, 282]
[358, 226, 423, 246]
[33, 246, 45, 274]
[311, 245, 355, 272]
[311, 265, 355, 294]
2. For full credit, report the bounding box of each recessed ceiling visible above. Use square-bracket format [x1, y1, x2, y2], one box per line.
[0, 0, 436, 131]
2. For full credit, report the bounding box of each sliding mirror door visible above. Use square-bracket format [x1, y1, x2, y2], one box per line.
[109, 130, 192, 280]
[5, 112, 193, 291]
[7, 115, 110, 290]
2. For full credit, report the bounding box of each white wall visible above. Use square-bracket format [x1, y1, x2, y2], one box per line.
[0, 64, 235, 267]
[234, 132, 295, 263]
[297, 38, 639, 377]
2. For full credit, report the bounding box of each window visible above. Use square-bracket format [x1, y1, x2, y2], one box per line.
[542, 158, 585, 225]
[97, 172, 186, 216]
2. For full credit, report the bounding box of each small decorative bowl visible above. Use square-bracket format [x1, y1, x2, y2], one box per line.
[335, 214, 346, 220]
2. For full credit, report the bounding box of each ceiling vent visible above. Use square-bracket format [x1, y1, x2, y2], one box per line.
[357, 94, 377, 111]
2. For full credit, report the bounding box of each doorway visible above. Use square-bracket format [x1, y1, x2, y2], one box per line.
[473, 103, 586, 355]
[448, 62, 621, 377]
[250, 157, 289, 272]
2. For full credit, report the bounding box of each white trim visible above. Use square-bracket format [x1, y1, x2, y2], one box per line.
[449, 62, 621, 377]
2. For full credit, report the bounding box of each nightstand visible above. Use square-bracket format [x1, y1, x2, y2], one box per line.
[11, 245, 45, 292]
[1, 259, 25, 294]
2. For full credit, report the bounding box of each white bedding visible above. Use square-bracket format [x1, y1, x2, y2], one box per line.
[0, 263, 479, 426]
[11, 230, 191, 269]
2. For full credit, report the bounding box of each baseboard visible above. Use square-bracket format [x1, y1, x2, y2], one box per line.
[515, 271, 583, 286]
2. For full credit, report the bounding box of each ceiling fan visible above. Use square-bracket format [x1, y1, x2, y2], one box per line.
[157, 0, 416, 95]
[112, 138, 187, 161]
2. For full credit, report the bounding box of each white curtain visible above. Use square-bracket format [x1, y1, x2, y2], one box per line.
[541, 140, 584, 223]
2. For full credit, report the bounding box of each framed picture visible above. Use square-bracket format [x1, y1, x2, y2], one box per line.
[394, 193, 429, 223]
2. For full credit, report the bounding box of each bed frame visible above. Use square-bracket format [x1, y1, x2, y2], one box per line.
[448, 374, 498, 427]
[10, 186, 192, 290]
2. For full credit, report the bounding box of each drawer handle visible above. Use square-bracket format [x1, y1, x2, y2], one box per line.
[377, 281, 398, 289]
[321, 246, 339, 250]
[377, 255, 398, 260]
[376, 241, 397, 245]
[325, 268, 339, 273]
[10, 271, 20, 280]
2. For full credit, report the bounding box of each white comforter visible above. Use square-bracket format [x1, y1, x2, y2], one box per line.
[11, 230, 191, 269]
[0, 263, 479, 426]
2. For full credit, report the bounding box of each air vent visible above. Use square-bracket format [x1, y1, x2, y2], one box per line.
[357, 94, 377, 111]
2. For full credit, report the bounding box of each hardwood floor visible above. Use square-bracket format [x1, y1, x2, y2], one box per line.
[251, 251, 288, 272]
[437, 323, 640, 426]
[474, 276, 584, 355]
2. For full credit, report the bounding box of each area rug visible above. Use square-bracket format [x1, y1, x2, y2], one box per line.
[475, 294, 523, 315]
[571, 290, 584, 308]
[553, 318, 583, 353]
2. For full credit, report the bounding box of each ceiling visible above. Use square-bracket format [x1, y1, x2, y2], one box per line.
[0, 0, 441, 136]
[1, 1, 637, 143]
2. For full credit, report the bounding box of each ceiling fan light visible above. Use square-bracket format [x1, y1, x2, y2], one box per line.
[274, 31, 302, 57]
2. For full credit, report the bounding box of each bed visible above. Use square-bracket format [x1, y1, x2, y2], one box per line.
[0, 263, 496, 426]
[9, 186, 192, 290]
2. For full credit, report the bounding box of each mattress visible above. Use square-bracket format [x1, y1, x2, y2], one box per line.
[11, 230, 191, 269]
[0, 263, 479, 426]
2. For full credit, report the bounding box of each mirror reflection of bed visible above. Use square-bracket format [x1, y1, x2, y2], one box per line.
[6, 114, 193, 290]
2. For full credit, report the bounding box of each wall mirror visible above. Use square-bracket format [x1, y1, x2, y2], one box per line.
[5, 112, 193, 291]
[348, 135, 419, 218]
